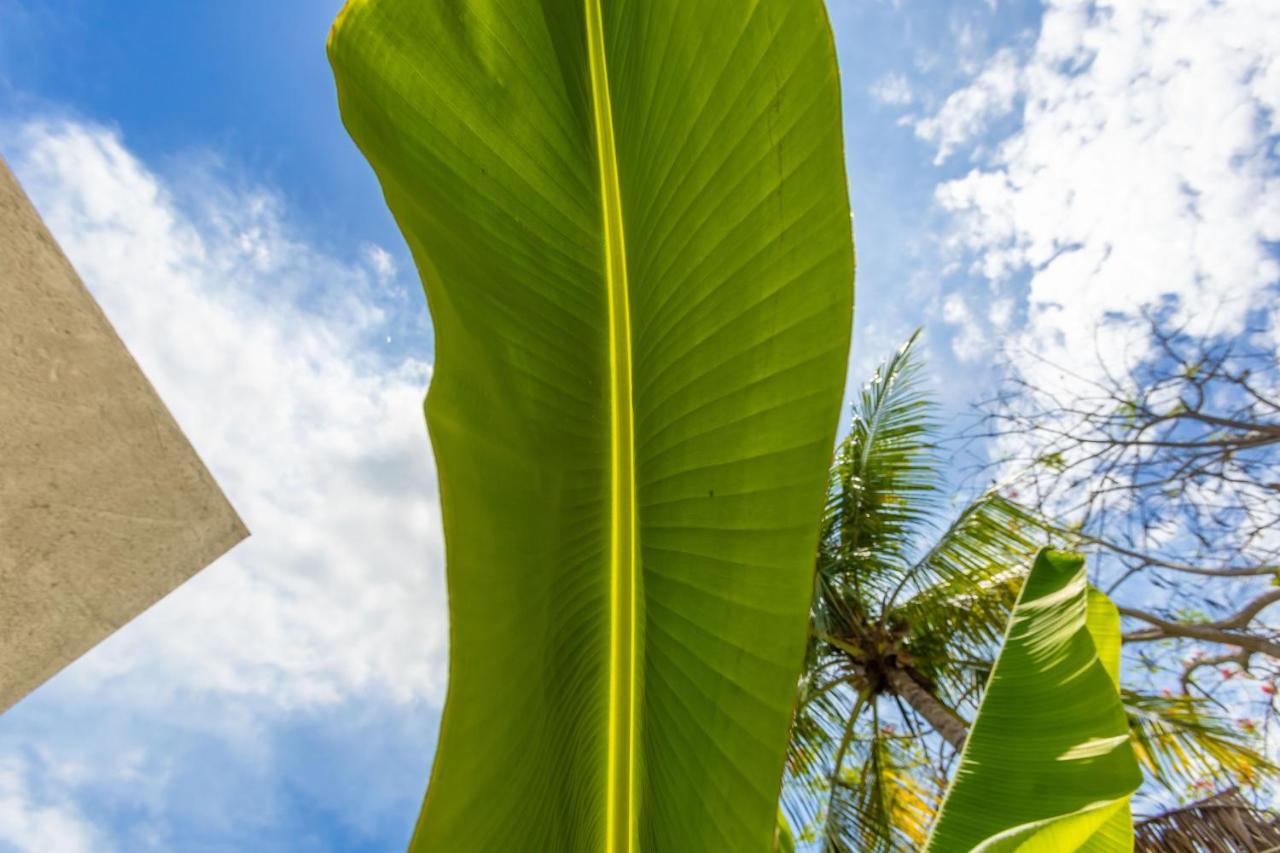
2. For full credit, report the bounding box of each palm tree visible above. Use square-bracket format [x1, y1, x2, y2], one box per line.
[781, 333, 1271, 852]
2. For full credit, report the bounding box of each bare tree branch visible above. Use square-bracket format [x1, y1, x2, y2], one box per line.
[1120, 593, 1280, 659]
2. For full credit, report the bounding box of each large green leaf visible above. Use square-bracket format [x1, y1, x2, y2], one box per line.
[328, 1, 854, 850]
[925, 551, 1142, 851]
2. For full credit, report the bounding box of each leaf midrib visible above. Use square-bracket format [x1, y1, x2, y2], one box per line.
[584, 2, 638, 851]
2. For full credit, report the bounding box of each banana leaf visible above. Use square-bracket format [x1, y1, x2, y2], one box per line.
[328, 1, 854, 849]
[925, 550, 1142, 851]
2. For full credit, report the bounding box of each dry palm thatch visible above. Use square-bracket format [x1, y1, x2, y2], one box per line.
[1135, 788, 1280, 852]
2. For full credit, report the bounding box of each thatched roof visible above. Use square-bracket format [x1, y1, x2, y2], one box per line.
[1135, 788, 1280, 852]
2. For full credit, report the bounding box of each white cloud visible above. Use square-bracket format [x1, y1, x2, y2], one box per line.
[869, 72, 914, 107]
[914, 47, 1022, 163]
[929, 0, 1280, 381]
[361, 241, 397, 283]
[941, 292, 967, 325]
[3, 118, 448, 711]
[940, 292, 988, 363]
[987, 296, 1013, 327]
[0, 757, 103, 853]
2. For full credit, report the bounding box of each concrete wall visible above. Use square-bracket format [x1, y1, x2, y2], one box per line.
[0, 157, 247, 713]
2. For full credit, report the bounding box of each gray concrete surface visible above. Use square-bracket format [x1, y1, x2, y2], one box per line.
[0, 156, 247, 713]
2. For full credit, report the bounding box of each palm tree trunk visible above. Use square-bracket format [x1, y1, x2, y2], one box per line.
[884, 665, 969, 751]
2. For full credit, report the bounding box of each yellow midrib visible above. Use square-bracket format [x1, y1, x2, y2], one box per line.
[584, 2, 638, 852]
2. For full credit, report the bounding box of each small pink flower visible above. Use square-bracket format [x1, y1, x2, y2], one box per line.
[1262, 683, 1275, 695]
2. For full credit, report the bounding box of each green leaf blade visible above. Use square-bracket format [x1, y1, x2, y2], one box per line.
[925, 550, 1143, 852]
[328, 1, 854, 849]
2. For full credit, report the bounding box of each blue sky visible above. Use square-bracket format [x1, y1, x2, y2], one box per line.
[1, 0, 1277, 849]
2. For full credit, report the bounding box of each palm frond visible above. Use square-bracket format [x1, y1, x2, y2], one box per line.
[1124, 689, 1277, 797]
[824, 709, 942, 853]
[1135, 787, 1280, 852]
[889, 493, 1048, 608]
[783, 674, 866, 842]
[889, 494, 1052, 706]
[819, 330, 940, 605]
